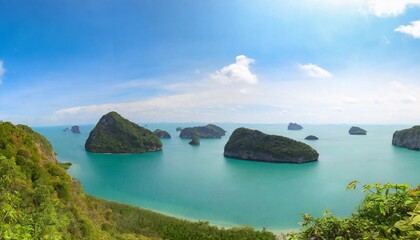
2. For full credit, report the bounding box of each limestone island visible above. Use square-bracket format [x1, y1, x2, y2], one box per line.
[180, 124, 226, 139]
[288, 122, 303, 130]
[189, 137, 200, 146]
[224, 127, 319, 163]
[305, 135, 319, 140]
[392, 126, 420, 150]
[349, 126, 367, 135]
[71, 125, 81, 134]
[85, 111, 162, 153]
[154, 129, 171, 139]
[176, 127, 183, 131]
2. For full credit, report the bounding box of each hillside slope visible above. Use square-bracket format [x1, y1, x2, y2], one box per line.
[0, 122, 275, 240]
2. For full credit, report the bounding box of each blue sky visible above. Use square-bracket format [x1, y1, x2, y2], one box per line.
[0, 0, 420, 125]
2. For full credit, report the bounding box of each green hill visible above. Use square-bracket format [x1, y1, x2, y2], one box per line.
[224, 128, 319, 163]
[85, 112, 163, 153]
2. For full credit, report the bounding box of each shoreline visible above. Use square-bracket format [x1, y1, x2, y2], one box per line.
[100, 196, 299, 235]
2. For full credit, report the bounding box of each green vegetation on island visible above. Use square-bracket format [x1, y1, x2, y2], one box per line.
[392, 125, 420, 150]
[224, 128, 319, 163]
[189, 137, 200, 146]
[154, 129, 171, 139]
[290, 182, 420, 240]
[180, 124, 226, 139]
[85, 111, 162, 153]
[0, 121, 276, 240]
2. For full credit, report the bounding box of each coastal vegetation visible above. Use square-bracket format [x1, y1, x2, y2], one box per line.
[290, 182, 420, 239]
[85, 111, 162, 153]
[0, 121, 275, 239]
[224, 128, 319, 163]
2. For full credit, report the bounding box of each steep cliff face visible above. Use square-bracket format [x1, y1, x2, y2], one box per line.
[392, 126, 420, 150]
[85, 111, 162, 153]
[224, 128, 319, 163]
[180, 124, 226, 139]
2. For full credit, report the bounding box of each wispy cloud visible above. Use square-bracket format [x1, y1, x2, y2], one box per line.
[0, 60, 5, 84]
[299, 63, 332, 78]
[395, 21, 420, 39]
[368, 0, 420, 17]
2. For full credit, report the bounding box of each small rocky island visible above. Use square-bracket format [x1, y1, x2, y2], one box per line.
[189, 137, 200, 146]
[288, 122, 303, 130]
[180, 124, 226, 139]
[154, 129, 171, 139]
[224, 128, 319, 163]
[85, 111, 162, 153]
[392, 126, 420, 150]
[349, 126, 367, 135]
[305, 135, 319, 140]
[176, 127, 183, 131]
[71, 125, 81, 134]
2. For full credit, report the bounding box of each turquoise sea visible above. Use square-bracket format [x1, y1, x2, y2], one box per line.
[34, 124, 420, 231]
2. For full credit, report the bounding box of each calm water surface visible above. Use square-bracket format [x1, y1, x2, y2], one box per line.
[35, 124, 420, 231]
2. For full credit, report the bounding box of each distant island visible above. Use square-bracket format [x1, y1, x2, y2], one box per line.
[392, 126, 420, 150]
[224, 127, 319, 163]
[349, 126, 367, 135]
[305, 135, 319, 140]
[288, 122, 303, 130]
[189, 137, 200, 146]
[154, 129, 171, 139]
[85, 111, 162, 153]
[71, 125, 81, 134]
[62, 125, 80, 133]
[180, 124, 226, 139]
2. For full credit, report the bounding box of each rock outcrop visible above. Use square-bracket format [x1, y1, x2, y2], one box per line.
[154, 129, 171, 139]
[71, 125, 81, 134]
[63, 127, 69, 132]
[176, 127, 183, 131]
[189, 137, 200, 146]
[305, 135, 319, 140]
[349, 126, 367, 135]
[224, 128, 319, 163]
[288, 123, 303, 130]
[180, 124, 226, 139]
[85, 111, 162, 153]
[392, 126, 420, 150]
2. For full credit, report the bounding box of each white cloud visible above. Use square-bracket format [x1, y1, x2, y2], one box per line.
[299, 63, 332, 78]
[368, 0, 420, 17]
[395, 21, 420, 39]
[42, 58, 420, 125]
[0, 60, 5, 84]
[211, 55, 258, 84]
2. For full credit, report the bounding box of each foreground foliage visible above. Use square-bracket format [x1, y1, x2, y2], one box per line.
[290, 181, 420, 240]
[0, 122, 274, 239]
